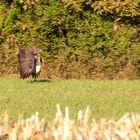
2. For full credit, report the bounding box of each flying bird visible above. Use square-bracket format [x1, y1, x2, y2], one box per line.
[18, 47, 42, 79]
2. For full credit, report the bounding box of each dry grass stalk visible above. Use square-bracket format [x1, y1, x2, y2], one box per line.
[0, 105, 139, 139]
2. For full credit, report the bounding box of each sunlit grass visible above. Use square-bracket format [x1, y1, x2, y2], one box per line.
[0, 77, 140, 120]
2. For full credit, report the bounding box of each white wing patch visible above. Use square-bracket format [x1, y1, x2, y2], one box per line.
[36, 65, 41, 74]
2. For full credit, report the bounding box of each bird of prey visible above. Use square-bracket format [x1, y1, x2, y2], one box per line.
[18, 47, 42, 79]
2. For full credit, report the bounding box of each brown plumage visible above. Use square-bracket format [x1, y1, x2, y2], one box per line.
[18, 47, 42, 79]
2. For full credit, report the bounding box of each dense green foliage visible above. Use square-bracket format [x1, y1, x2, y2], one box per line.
[0, 77, 140, 120]
[0, 0, 140, 79]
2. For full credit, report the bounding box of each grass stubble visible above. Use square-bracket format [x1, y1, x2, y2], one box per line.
[0, 105, 139, 139]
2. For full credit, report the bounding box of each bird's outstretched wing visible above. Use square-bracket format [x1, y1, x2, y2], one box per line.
[18, 48, 35, 79]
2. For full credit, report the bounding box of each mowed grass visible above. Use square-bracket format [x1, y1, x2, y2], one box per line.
[0, 77, 140, 120]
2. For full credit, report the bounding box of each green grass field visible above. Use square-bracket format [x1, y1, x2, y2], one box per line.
[0, 77, 140, 120]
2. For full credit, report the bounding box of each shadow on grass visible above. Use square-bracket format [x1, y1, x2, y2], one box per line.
[29, 79, 52, 83]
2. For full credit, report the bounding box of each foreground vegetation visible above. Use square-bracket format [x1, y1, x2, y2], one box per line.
[0, 0, 140, 79]
[0, 106, 140, 139]
[0, 77, 140, 120]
